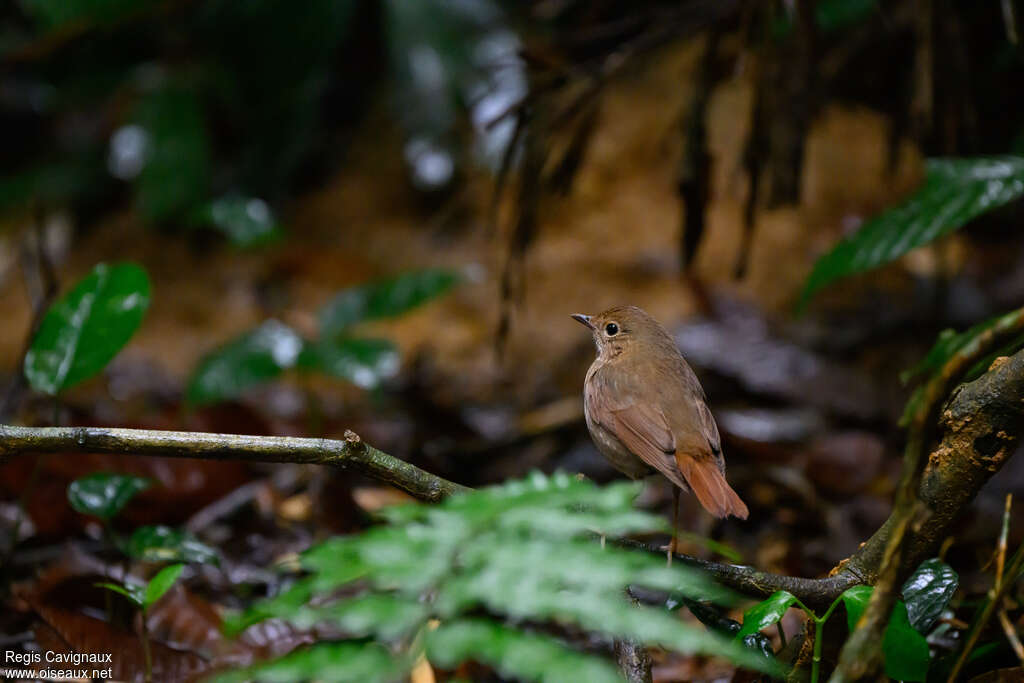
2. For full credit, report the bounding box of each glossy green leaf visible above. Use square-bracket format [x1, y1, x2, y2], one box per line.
[206, 642, 407, 683]
[319, 268, 460, 338]
[127, 525, 219, 565]
[428, 619, 624, 683]
[736, 590, 800, 638]
[902, 558, 958, 633]
[24, 262, 151, 395]
[95, 580, 144, 607]
[186, 320, 305, 406]
[299, 337, 400, 389]
[144, 563, 184, 609]
[841, 586, 930, 682]
[800, 156, 1024, 307]
[67, 472, 151, 520]
[133, 88, 210, 222]
[191, 196, 284, 247]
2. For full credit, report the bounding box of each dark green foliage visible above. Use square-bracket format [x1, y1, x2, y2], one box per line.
[67, 472, 151, 520]
[132, 88, 210, 222]
[298, 338, 399, 389]
[901, 558, 958, 634]
[127, 525, 219, 565]
[24, 262, 151, 395]
[186, 320, 305, 406]
[800, 157, 1024, 307]
[736, 589, 798, 638]
[220, 473, 781, 681]
[319, 269, 461, 339]
[841, 586, 930, 682]
[190, 196, 284, 247]
[19, 0, 158, 31]
[189, 269, 458, 405]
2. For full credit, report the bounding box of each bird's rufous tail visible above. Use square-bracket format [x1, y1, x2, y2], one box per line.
[676, 456, 748, 519]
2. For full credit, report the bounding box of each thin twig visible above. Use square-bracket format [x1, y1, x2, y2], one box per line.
[999, 610, 1024, 663]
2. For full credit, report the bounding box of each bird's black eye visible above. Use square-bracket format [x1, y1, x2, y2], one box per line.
[605, 322, 619, 336]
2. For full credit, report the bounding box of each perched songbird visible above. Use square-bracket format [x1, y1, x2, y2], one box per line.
[573, 306, 747, 551]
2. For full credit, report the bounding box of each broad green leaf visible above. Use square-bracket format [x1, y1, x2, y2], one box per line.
[801, 156, 1024, 307]
[186, 320, 305, 406]
[133, 88, 210, 222]
[736, 590, 800, 638]
[25, 262, 151, 395]
[127, 525, 219, 565]
[775, 0, 877, 37]
[842, 586, 930, 682]
[299, 337, 400, 389]
[191, 196, 283, 248]
[428, 619, 624, 683]
[95, 580, 144, 607]
[144, 563, 184, 609]
[19, 0, 158, 31]
[902, 558, 958, 633]
[67, 472, 151, 520]
[206, 642, 407, 683]
[319, 268, 460, 338]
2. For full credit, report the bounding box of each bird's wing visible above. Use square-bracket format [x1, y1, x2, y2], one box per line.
[586, 383, 688, 490]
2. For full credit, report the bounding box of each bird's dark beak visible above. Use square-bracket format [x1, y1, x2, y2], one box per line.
[571, 313, 594, 330]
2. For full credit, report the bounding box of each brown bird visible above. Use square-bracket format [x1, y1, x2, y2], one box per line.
[573, 306, 747, 550]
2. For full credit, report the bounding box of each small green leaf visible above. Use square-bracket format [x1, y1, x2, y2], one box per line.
[319, 268, 460, 338]
[67, 472, 151, 520]
[133, 88, 210, 222]
[428, 619, 624, 683]
[736, 590, 800, 638]
[901, 310, 1024, 384]
[191, 196, 284, 247]
[841, 586, 930, 682]
[299, 337, 399, 389]
[25, 262, 151, 395]
[127, 525, 219, 565]
[95, 580, 145, 607]
[801, 156, 1024, 307]
[186, 320, 305, 406]
[205, 642, 408, 683]
[902, 558, 958, 633]
[144, 563, 184, 609]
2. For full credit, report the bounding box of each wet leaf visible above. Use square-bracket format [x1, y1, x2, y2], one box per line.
[841, 586, 930, 682]
[800, 156, 1024, 307]
[25, 262, 151, 395]
[186, 320, 305, 406]
[127, 525, 219, 565]
[902, 558, 958, 634]
[191, 196, 284, 247]
[736, 590, 800, 638]
[299, 337, 400, 389]
[67, 472, 151, 520]
[319, 268, 460, 338]
[145, 563, 184, 609]
[901, 310, 1023, 384]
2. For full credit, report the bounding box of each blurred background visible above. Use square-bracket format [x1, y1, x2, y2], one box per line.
[2, 0, 1024, 680]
